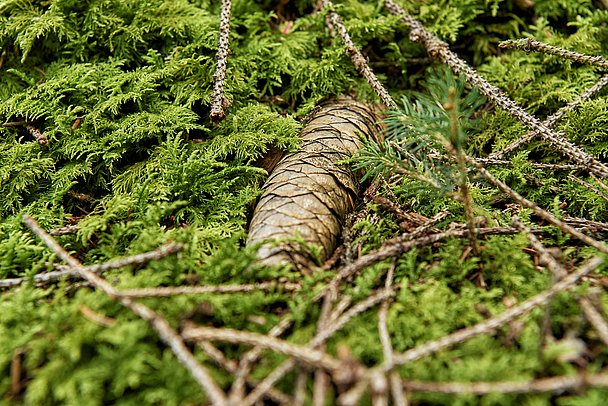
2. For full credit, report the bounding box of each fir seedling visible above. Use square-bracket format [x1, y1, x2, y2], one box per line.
[358, 68, 485, 254]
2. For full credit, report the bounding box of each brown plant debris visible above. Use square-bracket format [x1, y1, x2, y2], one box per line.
[384, 0, 608, 179]
[209, 0, 233, 123]
[246, 99, 380, 270]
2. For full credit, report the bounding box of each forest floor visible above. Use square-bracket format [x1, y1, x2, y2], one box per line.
[2, 0, 608, 405]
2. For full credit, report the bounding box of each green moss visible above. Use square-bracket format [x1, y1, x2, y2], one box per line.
[2, 0, 608, 404]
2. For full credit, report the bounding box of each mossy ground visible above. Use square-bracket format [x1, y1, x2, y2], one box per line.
[2, 0, 608, 404]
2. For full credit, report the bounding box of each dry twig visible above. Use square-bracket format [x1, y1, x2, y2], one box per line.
[378, 263, 407, 406]
[389, 256, 603, 367]
[469, 159, 608, 254]
[385, 0, 608, 178]
[242, 288, 394, 406]
[229, 316, 293, 403]
[182, 322, 343, 371]
[22, 216, 228, 406]
[195, 341, 292, 404]
[119, 281, 301, 298]
[0, 242, 183, 288]
[401, 373, 608, 394]
[500, 39, 608, 69]
[491, 74, 608, 159]
[210, 0, 232, 123]
[323, 0, 396, 108]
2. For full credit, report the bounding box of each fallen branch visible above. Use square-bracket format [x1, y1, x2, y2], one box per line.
[491, 74, 608, 159]
[401, 373, 608, 394]
[385, 0, 608, 178]
[22, 216, 228, 406]
[119, 281, 301, 298]
[242, 288, 394, 406]
[229, 316, 293, 403]
[182, 322, 343, 371]
[338, 255, 604, 406]
[389, 256, 603, 367]
[500, 39, 608, 69]
[468, 158, 608, 254]
[0, 242, 183, 288]
[323, 0, 396, 108]
[209, 0, 232, 123]
[195, 341, 292, 404]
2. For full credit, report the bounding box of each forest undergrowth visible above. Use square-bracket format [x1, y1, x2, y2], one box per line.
[2, 0, 608, 404]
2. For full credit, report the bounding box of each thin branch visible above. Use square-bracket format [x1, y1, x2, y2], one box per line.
[182, 322, 343, 371]
[323, 0, 396, 108]
[0, 242, 183, 288]
[474, 158, 588, 171]
[22, 216, 228, 406]
[328, 227, 521, 294]
[242, 289, 394, 406]
[468, 158, 608, 254]
[378, 263, 407, 406]
[401, 373, 608, 394]
[579, 296, 608, 347]
[388, 256, 603, 368]
[385, 0, 608, 178]
[196, 341, 292, 405]
[563, 217, 608, 233]
[491, 74, 608, 159]
[294, 368, 308, 406]
[338, 258, 603, 404]
[229, 316, 293, 404]
[313, 288, 336, 406]
[210, 0, 232, 123]
[119, 281, 301, 298]
[500, 39, 608, 69]
[568, 174, 608, 202]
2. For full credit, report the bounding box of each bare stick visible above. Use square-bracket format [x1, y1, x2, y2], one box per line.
[579, 297, 608, 347]
[514, 217, 608, 351]
[329, 227, 521, 293]
[338, 257, 602, 404]
[388, 256, 603, 368]
[469, 158, 608, 254]
[474, 158, 588, 171]
[0, 242, 183, 288]
[313, 289, 336, 406]
[229, 316, 293, 403]
[210, 0, 232, 123]
[563, 217, 608, 233]
[242, 289, 394, 406]
[401, 373, 608, 394]
[385, 0, 608, 178]
[294, 368, 308, 406]
[182, 322, 343, 371]
[119, 281, 301, 298]
[500, 39, 608, 69]
[196, 341, 292, 405]
[568, 175, 608, 202]
[323, 0, 396, 108]
[378, 263, 407, 406]
[22, 216, 228, 406]
[491, 74, 608, 159]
